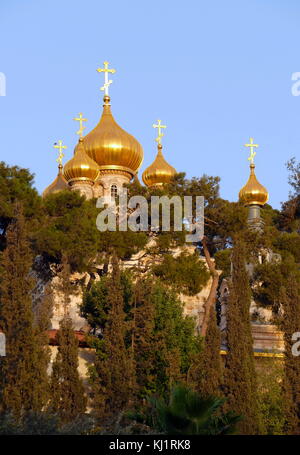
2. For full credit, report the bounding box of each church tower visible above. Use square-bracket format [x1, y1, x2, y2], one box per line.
[83, 61, 143, 199]
[42, 141, 68, 198]
[43, 62, 143, 200]
[239, 137, 269, 230]
[63, 137, 99, 199]
[142, 119, 176, 187]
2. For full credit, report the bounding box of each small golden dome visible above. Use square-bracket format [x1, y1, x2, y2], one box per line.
[83, 96, 143, 178]
[142, 144, 176, 187]
[42, 164, 68, 197]
[63, 138, 99, 183]
[239, 163, 269, 206]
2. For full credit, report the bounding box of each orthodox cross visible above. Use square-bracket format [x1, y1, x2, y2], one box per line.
[73, 112, 87, 138]
[245, 137, 258, 164]
[97, 61, 116, 96]
[153, 119, 167, 145]
[54, 140, 67, 165]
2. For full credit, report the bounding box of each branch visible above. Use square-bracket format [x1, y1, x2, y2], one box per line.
[200, 236, 220, 337]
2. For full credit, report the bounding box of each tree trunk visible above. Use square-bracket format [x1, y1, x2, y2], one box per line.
[200, 236, 220, 337]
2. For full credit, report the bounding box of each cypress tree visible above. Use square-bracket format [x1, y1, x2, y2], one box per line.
[132, 278, 185, 396]
[223, 239, 260, 434]
[49, 256, 87, 424]
[0, 205, 49, 418]
[194, 306, 222, 397]
[92, 255, 134, 422]
[151, 284, 184, 395]
[49, 316, 87, 424]
[280, 273, 300, 434]
[132, 278, 156, 398]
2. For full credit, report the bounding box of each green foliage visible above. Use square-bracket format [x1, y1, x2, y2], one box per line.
[0, 411, 94, 435]
[280, 274, 300, 434]
[152, 252, 210, 296]
[274, 231, 300, 263]
[144, 280, 201, 395]
[34, 190, 148, 271]
[214, 248, 232, 277]
[253, 255, 300, 312]
[127, 173, 245, 251]
[0, 162, 41, 250]
[261, 204, 281, 228]
[98, 231, 148, 260]
[279, 158, 300, 232]
[91, 257, 135, 421]
[286, 157, 300, 196]
[82, 278, 109, 330]
[85, 272, 202, 405]
[49, 316, 87, 424]
[205, 200, 248, 250]
[3, 158, 300, 434]
[33, 191, 100, 271]
[48, 257, 87, 423]
[81, 270, 134, 333]
[0, 205, 50, 418]
[223, 239, 261, 434]
[256, 359, 284, 435]
[191, 306, 222, 397]
[148, 385, 241, 435]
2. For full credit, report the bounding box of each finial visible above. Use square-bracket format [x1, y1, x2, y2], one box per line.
[73, 112, 87, 138]
[245, 137, 258, 165]
[54, 140, 67, 166]
[103, 94, 111, 105]
[153, 119, 167, 145]
[97, 61, 116, 97]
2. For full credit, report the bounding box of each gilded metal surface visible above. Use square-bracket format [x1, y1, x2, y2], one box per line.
[142, 144, 176, 187]
[42, 164, 68, 197]
[73, 113, 87, 138]
[54, 140, 67, 165]
[245, 137, 258, 165]
[239, 164, 269, 206]
[97, 61, 116, 97]
[83, 97, 143, 177]
[64, 137, 99, 183]
[153, 119, 166, 145]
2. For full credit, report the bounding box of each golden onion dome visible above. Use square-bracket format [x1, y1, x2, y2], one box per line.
[239, 163, 269, 206]
[142, 143, 176, 187]
[42, 164, 68, 197]
[63, 137, 99, 183]
[83, 95, 143, 178]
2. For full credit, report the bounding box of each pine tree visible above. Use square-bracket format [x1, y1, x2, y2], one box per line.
[0, 205, 49, 418]
[280, 273, 300, 434]
[92, 255, 134, 422]
[223, 239, 260, 434]
[48, 256, 87, 424]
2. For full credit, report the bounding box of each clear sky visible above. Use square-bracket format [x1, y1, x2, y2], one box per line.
[0, 0, 299, 208]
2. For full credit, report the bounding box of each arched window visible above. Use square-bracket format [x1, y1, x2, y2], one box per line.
[111, 184, 118, 199]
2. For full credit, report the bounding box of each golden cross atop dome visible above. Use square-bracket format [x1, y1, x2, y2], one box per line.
[245, 137, 258, 164]
[97, 61, 116, 96]
[73, 112, 87, 138]
[153, 119, 167, 145]
[54, 140, 67, 165]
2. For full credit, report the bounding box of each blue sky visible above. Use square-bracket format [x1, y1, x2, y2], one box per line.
[0, 0, 299, 208]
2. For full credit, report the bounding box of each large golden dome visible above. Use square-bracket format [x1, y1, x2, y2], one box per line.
[64, 138, 99, 183]
[42, 164, 68, 197]
[239, 163, 269, 206]
[83, 95, 143, 178]
[142, 143, 176, 187]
